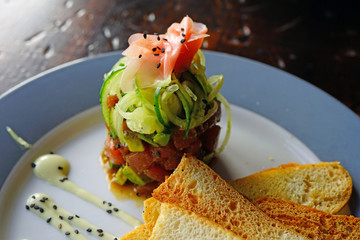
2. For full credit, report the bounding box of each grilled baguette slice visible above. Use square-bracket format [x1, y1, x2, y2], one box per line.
[228, 162, 352, 214]
[152, 154, 308, 239]
[149, 203, 244, 240]
[254, 197, 360, 240]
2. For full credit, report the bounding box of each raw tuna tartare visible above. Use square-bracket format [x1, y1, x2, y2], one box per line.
[100, 16, 231, 197]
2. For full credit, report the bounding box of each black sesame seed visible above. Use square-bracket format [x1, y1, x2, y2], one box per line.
[34, 205, 39, 210]
[114, 238, 118, 240]
[154, 53, 160, 56]
[32, 195, 36, 199]
[68, 216, 74, 220]
[155, 151, 161, 157]
[102, 200, 106, 204]
[161, 48, 165, 53]
[107, 209, 112, 214]
[58, 166, 63, 170]
[31, 163, 36, 168]
[138, 54, 142, 59]
[181, 27, 184, 31]
[39, 208, 44, 213]
[59, 215, 63, 220]
[143, 33, 147, 39]
[40, 197, 47, 202]
[59, 177, 68, 182]
[108, 202, 112, 207]
[136, 192, 140, 197]
[65, 231, 70, 236]
[156, 63, 161, 68]
[75, 229, 79, 234]
[97, 229, 103, 233]
[25, 205, 30, 210]
[50, 151, 55, 154]
[181, 33, 186, 37]
[152, 47, 157, 52]
[180, 38, 186, 44]
[157, 46, 161, 50]
[113, 208, 119, 212]
[53, 205, 57, 210]
[157, 36, 160, 41]
[75, 215, 80, 218]
[87, 228, 92, 232]
[30, 203, 35, 208]
[163, 38, 168, 41]
[46, 217, 52, 223]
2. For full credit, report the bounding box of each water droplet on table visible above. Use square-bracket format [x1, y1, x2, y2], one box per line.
[242, 25, 251, 37]
[111, 37, 120, 50]
[59, 19, 72, 32]
[276, 55, 286, 69]
[228, 25, 251, 46]
[76, 8, 86, 18]
[103, 27, 111, 39]
[147, 12, 156, 22]
[43, 45, 55, 59]
[65, 0, 73, 9]
[24, 31, 47, 45]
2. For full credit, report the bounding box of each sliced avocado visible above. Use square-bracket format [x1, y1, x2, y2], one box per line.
[115, 167, 127, 185]
[137, 133, 159, 147]
[153, 132, 172, 146]
[109, 161, 121, 169]
[123, 133, 144, 152]
[122, 166, 152, 186]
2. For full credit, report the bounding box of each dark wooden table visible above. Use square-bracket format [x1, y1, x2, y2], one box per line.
[1, 0, 359, 116]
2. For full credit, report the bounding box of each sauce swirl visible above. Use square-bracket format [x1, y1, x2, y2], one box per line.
[26, 193, 118, 240]
[32, 154, 143, 228]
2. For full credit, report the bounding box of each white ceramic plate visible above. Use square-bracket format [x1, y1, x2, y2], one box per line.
[0, 104, 319, 239]
[0, 51, 359, 239]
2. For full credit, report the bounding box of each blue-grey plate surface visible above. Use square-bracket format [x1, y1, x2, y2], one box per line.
[1, 50, 359, 216]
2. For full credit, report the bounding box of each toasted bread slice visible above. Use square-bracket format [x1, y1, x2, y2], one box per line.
[143, 197, 162, 232]
[120, 224, 151, 240]
[228, 162, 352, 214]
[254, 197, 360, 239]
[152, 154, 308, 239]
[149, 203, 244, 240]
